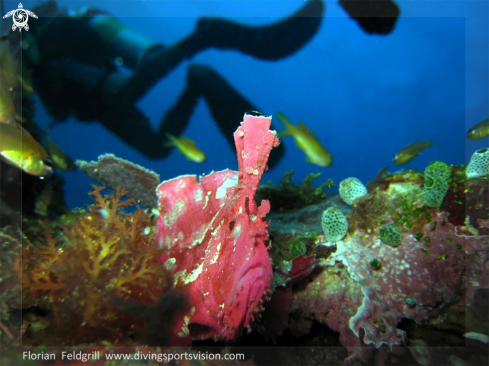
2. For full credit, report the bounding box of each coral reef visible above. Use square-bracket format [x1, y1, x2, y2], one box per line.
[268, 165, 489, 363]
[1, 116, 486, 365]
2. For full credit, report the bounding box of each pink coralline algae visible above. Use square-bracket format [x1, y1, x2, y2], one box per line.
[156, 114, 279, 342]
[290, 178, 489, 362]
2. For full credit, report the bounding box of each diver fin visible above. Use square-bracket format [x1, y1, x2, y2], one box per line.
[339, 0, 400, 35]
[193, 0, 324, 60]
[116, 0, 324, 105]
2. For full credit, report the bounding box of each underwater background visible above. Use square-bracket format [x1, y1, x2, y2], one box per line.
[5, 0, 487, 209]
[1, 1, 489, 365]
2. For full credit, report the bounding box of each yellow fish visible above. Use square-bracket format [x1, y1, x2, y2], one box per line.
[165, 133, 206, 163]
[44, 135, 76, 171]
[393, 139, 433, 165]
[467, 118, 489, 140]
[276, 112, 333, 167]
[0, 123, 53, 176]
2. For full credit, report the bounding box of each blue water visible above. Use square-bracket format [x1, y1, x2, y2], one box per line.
[7, 0, 489, 209]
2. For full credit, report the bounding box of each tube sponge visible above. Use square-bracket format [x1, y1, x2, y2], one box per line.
[466, 148, 489, 179]
[321, 207, 348, 243]
[423, 161, 451, 208]
[425, 161, 451, 181]
[339, 177, 368, 205]
[379, 224, 402, 247]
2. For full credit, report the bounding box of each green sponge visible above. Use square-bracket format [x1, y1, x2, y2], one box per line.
[339, 177, 368, 205]
[379, 225, 402, 247]
[289, 240, 307, 258]
[466, 148, 489, 179]
[423, 161, 451, 207]
[425, 161, 451, 181]
[321, 207, 348, 243]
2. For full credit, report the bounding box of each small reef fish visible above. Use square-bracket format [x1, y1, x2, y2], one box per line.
[393, 139, 433, 165]
[276, 112, 333, 167]
[44, 135, 76, 171]
[467, 118, 489, 140]
[165, 133, 206, 163]
[0, 123, 53, 176]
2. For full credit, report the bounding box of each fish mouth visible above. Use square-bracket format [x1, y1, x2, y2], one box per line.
[230, 259, 273, 326]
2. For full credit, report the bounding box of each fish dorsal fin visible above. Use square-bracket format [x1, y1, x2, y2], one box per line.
[179, 136, 194, 143]
[404, 141, 421, 149]
[178, 137, 198, 149]
[297, 121, 314, 135]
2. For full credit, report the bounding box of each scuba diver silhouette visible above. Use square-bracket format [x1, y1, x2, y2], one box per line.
[23, 0, 399, 168]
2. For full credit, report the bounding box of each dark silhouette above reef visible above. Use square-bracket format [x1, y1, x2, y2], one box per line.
[22, 0, 399, 168]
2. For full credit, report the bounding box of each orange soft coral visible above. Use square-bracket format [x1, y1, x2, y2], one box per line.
[63, 186, 165, 304]
[21, 231, 66, 301]
[19, 185, 171, 346]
